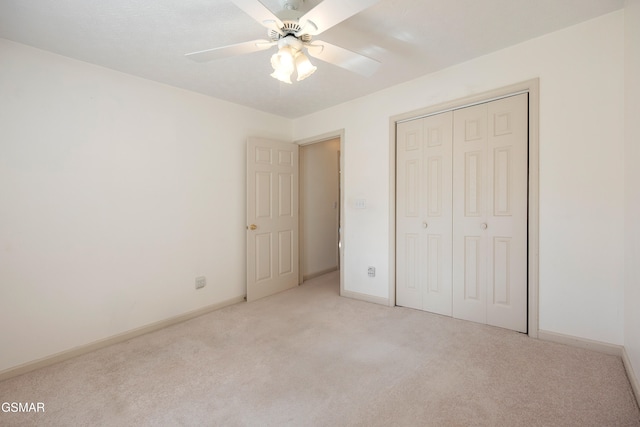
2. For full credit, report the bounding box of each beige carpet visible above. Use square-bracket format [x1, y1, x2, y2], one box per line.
[1, 271, 639, 426]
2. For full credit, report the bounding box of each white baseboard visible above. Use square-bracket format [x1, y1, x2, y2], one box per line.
[538, 330, 640, 407]
[0, 296, 245, 382]
[538, 330, 623, 356]
[622, 347, 640, 408]
[341, 289, 389, 306]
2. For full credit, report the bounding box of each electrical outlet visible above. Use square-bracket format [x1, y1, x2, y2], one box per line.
[368, 266, 375, 277]
[195, 276, 206, 289]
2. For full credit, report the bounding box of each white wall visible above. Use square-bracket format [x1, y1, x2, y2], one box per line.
[293, 11, 626, 345]
[624, 0, 640, 387]
[300, 138, 340, 279]
[0, 9, 631, 374]
[0, 39, 292, 372]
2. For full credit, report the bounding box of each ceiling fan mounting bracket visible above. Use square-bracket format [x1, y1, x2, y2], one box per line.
[280, 0, 303, 11]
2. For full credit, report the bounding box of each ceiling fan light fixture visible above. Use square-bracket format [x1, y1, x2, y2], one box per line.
[270, 68, 293, 84]
[295, 52, 317, 81]
[273, 45, 296, 66]
[270, 63, 294, 83]
[270, 47, 295, 83]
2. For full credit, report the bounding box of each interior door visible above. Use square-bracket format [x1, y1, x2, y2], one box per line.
[452, 103, 489, 324]
[485, 94, 528, 331]
[396, 93, 528, 333]
[396, 112, 453, 315]
[452, 93, 528, 332]
[396, 118, 423, 310]
[246, 137, 299, 302]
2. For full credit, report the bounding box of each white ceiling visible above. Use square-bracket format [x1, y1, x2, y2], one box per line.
[0, 0, 624, 118]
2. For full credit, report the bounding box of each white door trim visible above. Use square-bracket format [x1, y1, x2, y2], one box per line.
[296, 129, 345, 296]
[388, 79, 540, 338]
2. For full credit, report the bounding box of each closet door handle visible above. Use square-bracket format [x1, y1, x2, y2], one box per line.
[480, 223, 488, 230]
[422, 222, 428, 229]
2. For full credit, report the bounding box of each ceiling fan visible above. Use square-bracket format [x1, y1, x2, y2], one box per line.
[185, 0, 382, 84]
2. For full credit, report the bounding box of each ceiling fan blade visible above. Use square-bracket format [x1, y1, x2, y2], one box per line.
[231, 0, 284, 33]
[297, 0, 381, 36]
[306, 41, 380, 77]
[185, 40, 274, 63]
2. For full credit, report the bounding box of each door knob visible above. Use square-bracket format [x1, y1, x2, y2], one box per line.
[248, 224, 257, 230]
[480, 223, 488, 230]
[422, 222, 428, 229]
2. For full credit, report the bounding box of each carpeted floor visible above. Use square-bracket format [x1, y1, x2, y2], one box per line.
[1, 271, 639, 426]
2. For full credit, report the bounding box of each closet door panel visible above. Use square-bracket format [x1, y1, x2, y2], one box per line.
[453, 104, 488, 324]
[486, 94, 528, 332]
[396, 119, 423, 309]
[396, 112, 453, 315]
[422, 112, 453, 316]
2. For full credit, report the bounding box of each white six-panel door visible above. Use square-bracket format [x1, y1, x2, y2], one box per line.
[396, 112, 453, 316]
[396, 93, 528, 332]
[246, 138, 299, 302]
[452, 94, 528, 332]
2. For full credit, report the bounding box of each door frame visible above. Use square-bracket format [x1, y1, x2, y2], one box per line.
[388, 79, 540, 338]
[296, 129, 345, 294]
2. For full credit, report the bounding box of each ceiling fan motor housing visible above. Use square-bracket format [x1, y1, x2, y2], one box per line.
[268, 21, 312, 43]
[266, 0, 314, 43]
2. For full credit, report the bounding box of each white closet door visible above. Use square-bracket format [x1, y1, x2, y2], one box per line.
[396, 112, 453, 315]
[486, 94, 528, 331]
[452, 102, 489, 324]
[396, 118, 423, 310]
[452, 94, 528, 332]
[422, 112, 453, 315]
